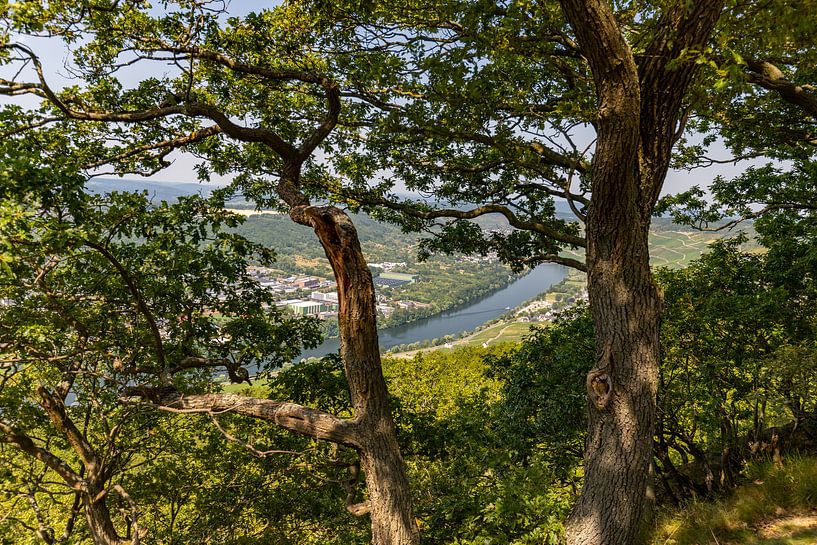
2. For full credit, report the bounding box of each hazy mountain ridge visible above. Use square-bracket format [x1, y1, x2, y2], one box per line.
[86, 178, 223, 201]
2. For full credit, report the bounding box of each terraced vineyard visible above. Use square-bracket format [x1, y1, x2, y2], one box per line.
[562, 226, 745, 270]
[648, 230, 725, 268]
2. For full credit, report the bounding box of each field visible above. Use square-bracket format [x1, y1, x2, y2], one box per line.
[649, 230, 725, 268]
[465, 321, 536, 346]
[563, 228, 729, 270]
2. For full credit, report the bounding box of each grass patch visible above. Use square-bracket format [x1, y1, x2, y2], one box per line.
[651, 456, 817, 545]
[463, 321, 535, 346]
[465, 321, 509, 344]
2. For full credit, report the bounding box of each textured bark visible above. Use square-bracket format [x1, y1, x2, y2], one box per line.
[556, 1, 656, 543]
[290, 202, 420, 545]
[83, 483, 123, 545]
[745, 59, 817, 119]
[570, 214, 662, 544]
[38, 387, 128, 545]
[139, 391, 361, 446]
[557, 0, 724, 543]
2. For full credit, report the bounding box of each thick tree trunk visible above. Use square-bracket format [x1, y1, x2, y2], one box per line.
[555, 1, 723, 542]
[566, 203, 662, 545]
[555, 1, 661, 541]
[292, 204, 420, 545]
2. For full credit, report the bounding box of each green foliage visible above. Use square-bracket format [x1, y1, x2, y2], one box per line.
[651, 456, 817, 545]
[116, 409, 368, 545]
[383, 345, 573, 545]
[486, 306, 593, 473]
[656, 236, 816, 471]
[0, 154, 322, 542]
[480, 237, 817, 504]
[268, 355, 351, 417]
[2, 1, 817, 543]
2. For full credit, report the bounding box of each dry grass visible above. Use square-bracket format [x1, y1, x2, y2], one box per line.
[651, 457, 817, 545]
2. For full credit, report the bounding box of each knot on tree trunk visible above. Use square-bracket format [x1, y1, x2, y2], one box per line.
[341, 458, 371, 516]
[587, 368, 613, 410]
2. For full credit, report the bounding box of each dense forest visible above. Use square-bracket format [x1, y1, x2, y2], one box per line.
[1, 1, 816, 545]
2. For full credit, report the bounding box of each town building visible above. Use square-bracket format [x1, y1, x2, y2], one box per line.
[287, 300, 324, 316]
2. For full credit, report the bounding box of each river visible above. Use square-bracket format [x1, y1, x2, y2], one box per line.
[298, 263, 567, 360]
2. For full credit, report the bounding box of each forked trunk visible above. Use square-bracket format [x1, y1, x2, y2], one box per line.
[555, 29, 660, 534]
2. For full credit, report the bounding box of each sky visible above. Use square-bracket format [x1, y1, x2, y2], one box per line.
[1, 1, 772, 200]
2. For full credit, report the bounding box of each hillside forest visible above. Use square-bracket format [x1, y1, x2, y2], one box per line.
[1, 2, 817, 545]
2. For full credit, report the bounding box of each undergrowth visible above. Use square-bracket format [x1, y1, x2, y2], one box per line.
[651, 455, 817, 545]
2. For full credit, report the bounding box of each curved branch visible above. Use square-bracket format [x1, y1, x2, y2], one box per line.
[134, 42, 340, 159]
[184, 103, 298, 159]
[298, 81, 341, 159]
[0, 421, 85, 491]
[745, 59, 817, 119]
[84, 242, 166, 369]
[85, 125, 222, 170]
[124, 388, 361, 448]
[112, 484, 140, 545]
[342, 461, 371, 517]
[36, 386, 99, 468]
[2, 43, 186, 121]
[373, 198, 586, 248]
[699, 202, 817, 232]
[1, 41, 211, 171]
[144, 43, 333, 87]
[522, 254, 587, 272]
[2, 44, 298, 159]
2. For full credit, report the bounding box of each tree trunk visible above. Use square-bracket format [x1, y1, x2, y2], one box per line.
[292, 204, 420, 545]
[83, 483, 123, 545]
[554, 1, 724, 541]
[554, 1, 661, 541]
[566, 203, 662, 545]
[136, 168, 420, 544]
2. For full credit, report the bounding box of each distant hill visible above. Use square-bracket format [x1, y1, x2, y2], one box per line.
[86, 178, 723, 235]
[85, 179, 585, 216]
[86, 178, 224, 202]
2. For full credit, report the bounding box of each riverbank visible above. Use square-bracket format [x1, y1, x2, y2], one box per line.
[319, 268, 523, 337]
[387, 321, 536, 359]
[297, 263, 568, 360]
[386, 268, 587, 357]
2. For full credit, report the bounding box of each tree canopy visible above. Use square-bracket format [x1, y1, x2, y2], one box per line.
[2, 1, 817, 544]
